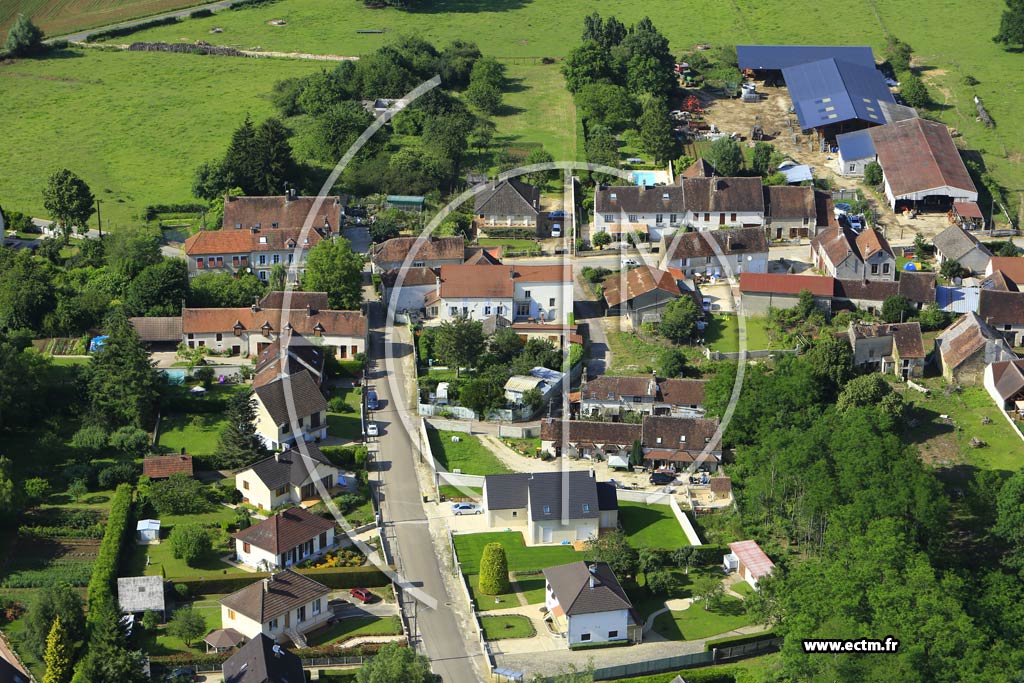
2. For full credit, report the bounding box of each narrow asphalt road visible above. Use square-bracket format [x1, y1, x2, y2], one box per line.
[365, 302, 483, 683]
[49, 0, 236, 42]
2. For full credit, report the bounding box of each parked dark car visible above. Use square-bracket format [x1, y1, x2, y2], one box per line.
[349, 588, 376, 603]
[166, 667, 196, 682]
[366, 390, 379, 410]
[649, 471, 677, 486]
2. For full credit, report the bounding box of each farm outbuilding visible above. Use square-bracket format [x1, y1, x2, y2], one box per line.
[136, 519, 160, 544]
[869, 118, 978, 212]
[117, 576, 166, 618]
[782, 57, 896, 138]
[835, 129, 876, 177]
[737, 44, 876, 83]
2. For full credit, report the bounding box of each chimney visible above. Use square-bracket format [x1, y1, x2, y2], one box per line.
[263, 578, 270, 592]
[274, 451, 282, 462]
[306, 304, 313, 317]
[726, 234, 732, 251]
[251, 303, 259, 313]
[589, 575, 595, 590]
[436, 276, 441, 296]
[590, 468, 595, 479]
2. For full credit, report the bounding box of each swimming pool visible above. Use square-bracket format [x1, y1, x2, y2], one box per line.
[631, 171, 659, 186]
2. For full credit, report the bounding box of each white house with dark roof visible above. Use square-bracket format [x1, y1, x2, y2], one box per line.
[252, 369, 327, 451]
[220, 569, 331, 645]
[579, 375, 706, 418]
[543, 561, 638, 647]
[233, 507, 337, 571]
[424, 264, 572, 324]
[659, 227, 769, 277]
[984, 359, 1024, 413]
[482, 471, 618, 545]
[235, 445, 341, 511]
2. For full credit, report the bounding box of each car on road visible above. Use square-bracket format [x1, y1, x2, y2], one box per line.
[623, 258, 639, 268]
[548, 210, 566, 219]
[349, 588, 376, 603]
[649, 471, 677, 486]
[551, 223, 562, 238]
[847, 215, 864, 232]
[366, 422, 379, 437]
[166, 667, 196, 682]
[451, 502, 482, 515]
[366, 390, 379, 410]
[702, 296, 712, 312]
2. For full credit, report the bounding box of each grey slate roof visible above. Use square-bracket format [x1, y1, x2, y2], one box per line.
[220, 569, 329, 624]
[222, 633, 305, 683]
[595, 185, 687, 215]
[595, 482, 618, 511]
[129, 316, 183, 342]
[898, 271, 937, 305]
[253, 369, 327, 425]
[474, 179, 541, 216]
[662, 227, 769, 261]
[543, 561, 632, 616]
[528, 471, 601, 522]
[933, 225, 991, 261]
[244, 445, 334, 490]
[117, 576, 165, 614]
[483, 473, 531, 511]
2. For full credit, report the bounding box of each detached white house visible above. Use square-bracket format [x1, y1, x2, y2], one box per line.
[482, 471, 618, 545]
[233, 506, 337, 571]
[252, 369, 328, 451]
[220, 569, 331, 645]
[543, 561, 639, 647]
[235, 445, 341, 511]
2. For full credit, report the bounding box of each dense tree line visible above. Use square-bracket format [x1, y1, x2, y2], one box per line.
[702, 344, 1024, 681]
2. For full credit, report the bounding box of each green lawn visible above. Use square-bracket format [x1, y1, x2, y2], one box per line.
[0, 49, 322, 226]
[465, 573, 546, 611]
[903, 382, 1024, 472]
[427, 429, 511, 476]
[453, 531, 581, 574]
[1, 0, 208, 36]
[480, 615, 536, 640]
[327, 386, 364, 441]
[492, 62, 576, 162]
[652, 596, 754, 641]
[604, 329, 664, 375]
[138, 604, 222, 656]
[305, 616, 402, 647]
[730, 581, 754, 597]
[477, 238, 541, 253]
[618, 502, 690, 550]
[125, 510, 236, 579]
[439, 485, 482, 501]
[705, 315, 775, 354]
[156, 412, 227, 456]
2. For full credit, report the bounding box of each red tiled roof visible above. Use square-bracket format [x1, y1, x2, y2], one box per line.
[185, 226, 322, 256]
[602, 267, 683, 307]
[233, 507, 336, 554]
[437, 264, 569, 299]
[739, 272, 833, 297]
[182, 307, 366, 338]
[854, 227, 893, 261]
[988, 257, 1024, 286]
[222, 195, 342, 232]
[953, 201, 983, 219]
[371, 237, 465, 265]
[658, 379, 706, 406]
[143, 454, 193, 479]
[728, 540, 775, 580]
[869, 118, 977, 198]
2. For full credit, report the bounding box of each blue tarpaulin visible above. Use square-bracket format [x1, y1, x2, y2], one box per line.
[737, 45, 876, 71]
[89, 335, 108, 353]
[782, 58, 895, 130]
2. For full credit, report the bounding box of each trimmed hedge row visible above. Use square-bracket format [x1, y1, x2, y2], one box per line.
[143, 203, 205, 221]
[704, 630, 778, 651]
[86, 484, 134, 621]
[86, 15, 180, 42]
[177, 565, 393, 595]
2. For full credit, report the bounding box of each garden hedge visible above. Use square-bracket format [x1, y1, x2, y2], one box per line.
[86, 16, 180, 41]
[178, 565, 393, 595]
[86, 484, 134, 622]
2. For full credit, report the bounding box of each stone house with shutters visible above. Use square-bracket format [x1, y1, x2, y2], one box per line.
[935, 312, 1017, 384]
[811, 225, 896, 281]
[659, 227, 769, 278]
[474, 179, 542, 230]
[579, 375, 706, 418]
[847, 321, 926, 379]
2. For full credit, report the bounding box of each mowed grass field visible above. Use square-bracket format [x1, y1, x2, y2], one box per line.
[0, 49, 322, 225]
[2, 0, 1022, 224]
[0, 0, 204, 36]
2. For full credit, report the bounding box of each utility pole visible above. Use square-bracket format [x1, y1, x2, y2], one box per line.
[95, 199, 102, 238]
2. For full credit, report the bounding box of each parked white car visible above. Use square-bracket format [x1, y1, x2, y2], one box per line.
[451, 502, 482, 515]
[366, 422, 379, 437]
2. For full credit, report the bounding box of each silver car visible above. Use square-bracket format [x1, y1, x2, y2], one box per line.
[451, 502, 482, 515]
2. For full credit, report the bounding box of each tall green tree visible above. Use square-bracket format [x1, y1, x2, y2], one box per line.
[124, 259, 188, 317]
[169, 523, 212, 567]
[42, 169, 95, 243]
[574, 83, 637, 131]
[433, 317, 485, 376]
[25, 583, 85, 659]
[637, 97, 675, 164]
[899, 72, 931, 108]
[587, 530, 638, 579]
[658, 296, 699, 344]
[166, 608, 206, 647]
[994, 0, 1024, 47]
[561, 41, 615, 94]
[188, 272, 266, 308]
[356, 642, 433, 683]
[4, 14, 44, 57]
[104, 229, 162, 281]
[220, 115, 262, 195]
[302, 237, 365, 309]
[478, 543, 511, 595]
[42, 617, 73, 683]
[465, 57, 505, 114]
[750, 142, 779, 176]
[217, 390, 267, 469]
[0, 248, 53, 332]
[704, 138, 744, 176]
[523, 148, 556, 188]
[881, 294, 913, 323]
[253, 117, 297, 196]
[87, 308, 160, 428]
[584, 124, 620, 169]
[308, 101, 377, 164]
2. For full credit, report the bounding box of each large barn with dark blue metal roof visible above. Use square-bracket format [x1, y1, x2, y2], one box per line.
[737, 45, 877, 72]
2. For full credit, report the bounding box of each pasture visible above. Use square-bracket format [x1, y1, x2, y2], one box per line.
[0, 0, 202, 36]
[1, 0, 1021, 225]
[0, 48, 322, 226]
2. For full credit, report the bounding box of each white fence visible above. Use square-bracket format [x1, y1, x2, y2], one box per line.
[617, 490, 703, 546]
[437, 471, 486, 489]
